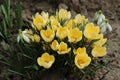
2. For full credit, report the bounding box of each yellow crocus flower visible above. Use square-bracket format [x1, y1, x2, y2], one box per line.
[93, 34, 107, 47]
[58, 9, 71, 20]
[68, 28, 82, 43]
[37, 53, 55, 69]
[75, 54, 91, 69]
[84, 23, 100, 40]
[56, 27, 67, 40]
[40, 29, 55, 42]
[73, 47, 86, 55]
[57, 42, 71, 54]
[29, 34, 40, 43]
[65, 20, 73, 30]
[41, 11, 49, 23]
[33, 34, 40, 42]
[51, 40, 59, 51]
[92, 46, 106, 57]
[50, 16, 59, 31]
[33, 13, 46, 31]
[74, 14, 88, 26]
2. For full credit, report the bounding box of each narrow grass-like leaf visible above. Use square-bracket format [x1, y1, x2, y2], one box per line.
[0, 19, 8, 42]
[3, 0, 12, 28]
[0, 61, 12, 66]
[14, 0, 22, 29]
[0, 32, 5, 39]
[22, 53, 33, 60]
[7, 69, 24, 76]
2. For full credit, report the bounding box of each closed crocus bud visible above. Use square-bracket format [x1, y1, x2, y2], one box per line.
[50, 16, 59, 31]
[74, 14, 88, 26]
[65, 20, 73, 30]
[58, 9, 71, 21]
[41, 11, 49, 24]
[33, 34, 40, 43]
[51, 40, 59, 51]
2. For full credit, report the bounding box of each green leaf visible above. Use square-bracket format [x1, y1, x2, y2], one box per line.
[7, 69, 24, 76]
[33, 64, 39, 70]
[3, 0, 10, 15]
[0, 61, 12, 66]
[1, 5, 9, 26]
[0, 19, 8, 42]
[22, 53, 33, 60]
[14, 0, 22, 29]
[0, 32, 5, 39]
[2, 19, 7, 38]
[3, 0, 11, 27]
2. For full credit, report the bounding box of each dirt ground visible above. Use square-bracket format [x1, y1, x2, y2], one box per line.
[0, 0, 120, 80]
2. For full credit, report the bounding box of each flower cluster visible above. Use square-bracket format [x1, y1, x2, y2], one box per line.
[18, 9, 108, 70]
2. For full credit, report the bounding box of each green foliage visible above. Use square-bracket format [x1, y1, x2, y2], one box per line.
[0, 0, 12, 42]
[0, 0, 23, 42]
[14, 0, 23, 29]
[0, 19, 8, 42]
[1, 0, 12, 28]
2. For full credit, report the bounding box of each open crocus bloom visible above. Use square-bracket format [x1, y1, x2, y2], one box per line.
[56, 27, 67, 40]
[58, 9, 71, 21]
[37, 53, 55, 69]
[68, 28, 82, 43]
[75, 54, 91, 69]
[57, 42, 71, 54]
[51, 40, 59, 51]
[73, 47, 86, 55]
[84, 23, 101, 40]
[92, 46, 106, 57]
[40, 29, 55, 42]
